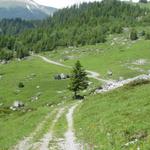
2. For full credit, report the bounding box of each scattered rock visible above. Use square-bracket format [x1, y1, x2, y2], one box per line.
[10, 106, 17, 111]
[27, 108, 33, 112]
[36, 92, 42, 97]
[123, 139, 138, 147]
[1, 60, 7, 64]
[107, 70, 113, 76]
[31, 73, 36, 77]
[46, 103, 52, 107]
[127, 66, 144, 72]
[31, 96, 38, 102]
[133, 59, 147, 65]
[130, 131, 147, 141]
[88, 81, 93, 85]
[57, 91, 63, 94]
[31, 92, 42, 102]
[14, 89, 21, 94]
[95, 74, 150, 94]
[10, 101, 24, 110]
[36, 85, 40, 89]
[54, 73, 70, 80]
[119, 76, 124, 81]
[13, 101, 24, 108]
[17, 58, 21, 61]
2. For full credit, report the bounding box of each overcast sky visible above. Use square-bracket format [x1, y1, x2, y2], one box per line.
[35, 0, 139, 8]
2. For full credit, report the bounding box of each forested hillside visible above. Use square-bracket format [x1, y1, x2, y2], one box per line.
[0, 0, 150, 60]
[22, 0, 150, 50]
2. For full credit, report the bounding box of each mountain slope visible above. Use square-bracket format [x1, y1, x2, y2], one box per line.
[0, 0, 57, 20]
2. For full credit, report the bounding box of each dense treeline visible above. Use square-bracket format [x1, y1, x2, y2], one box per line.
[48, 0, 148, 27]
[21, 0, 150, 52]
[0, 35, 29, 61]
[0, 0, 150, 61]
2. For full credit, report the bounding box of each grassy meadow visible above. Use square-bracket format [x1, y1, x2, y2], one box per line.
[74, 81, 150, 149]
[44, 33, 150, 80]
[40, 32, 150, 149]
[0, 56, 70, 149]
[0, 30, 150, 150]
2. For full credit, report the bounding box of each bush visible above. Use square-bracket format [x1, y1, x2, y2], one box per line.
[130, 29, 138, 41]
[0, 48, 13, 61]
[110, 25, 123, 34]
[18, 82, 24, 88]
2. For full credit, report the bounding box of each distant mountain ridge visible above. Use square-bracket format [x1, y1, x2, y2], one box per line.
[0, 0, 57, 20]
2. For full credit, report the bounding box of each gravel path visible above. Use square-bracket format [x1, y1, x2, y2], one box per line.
[63, 102, 82, 150]
[31, 108, 65, 150]
[36, 55, 110, 83]
[13, 55, 150, 150]
[12, 112, 53, 150]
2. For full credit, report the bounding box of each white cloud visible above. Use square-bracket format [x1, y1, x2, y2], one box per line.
[35, 0, 99, 8]
[35, 0, 140, 8]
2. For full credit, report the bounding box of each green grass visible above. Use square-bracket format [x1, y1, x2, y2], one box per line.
[0, 56, 70, 107]
[1, 31, 150, 150]
[0, 56, 71, 149]
[0, 107, 51, 150]
[44, 35, 150, 80]
[53, 108, 68, 138]
[74, 82, 150, 150]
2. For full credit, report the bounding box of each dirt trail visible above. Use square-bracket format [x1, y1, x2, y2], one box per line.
[30, 102, 82, 150]
[12, 112, 53, 150]
[36, 55, 109, 83]
[31, 107, 65, 150]
[86, 70, 109, 83]
[63, 102, 82, 150]
[17, 55, 150, 150]
[37, 55, 71, 69]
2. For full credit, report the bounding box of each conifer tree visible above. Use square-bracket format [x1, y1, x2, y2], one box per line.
[69, 61, 89, 99]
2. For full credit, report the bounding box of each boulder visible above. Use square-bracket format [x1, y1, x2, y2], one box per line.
[60, 73, 66, 79]
[107, 70, 113, 76]
[10, 101, 24, 110]
[54, 73, 70, 80]
[1, 60, 7, 64]
[54, 74, 61, 80]
[13, 101, 24, 108]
